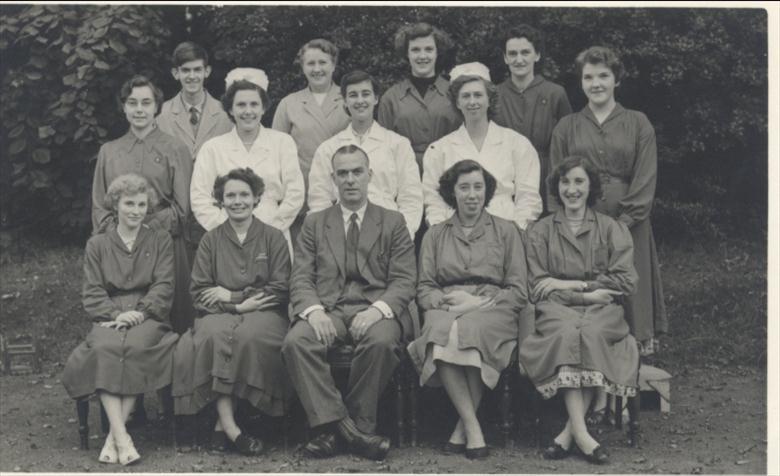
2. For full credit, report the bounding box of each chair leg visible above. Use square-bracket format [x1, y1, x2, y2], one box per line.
[395, 370, 406, 448]
[408, 364, 418, 447]
[530, 385, 542, 448]
[76, 399, 90, 450]
[99, 401, 109, 434]
[500, 371, 512, 448]
[627, 394, 640, 447]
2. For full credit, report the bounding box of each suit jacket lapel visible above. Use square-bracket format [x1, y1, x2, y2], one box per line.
[197, 93, 222, 145]
[324, 206, 346, 278]
[357, 202, 381, 272]
[170, 93, 196, 143]
[321, 84, 343, 118]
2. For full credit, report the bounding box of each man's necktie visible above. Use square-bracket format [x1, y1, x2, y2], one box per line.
[189, 106, 199, 134]
[345, 213, 360, 280]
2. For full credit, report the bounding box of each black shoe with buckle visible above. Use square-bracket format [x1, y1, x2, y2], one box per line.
[233, 433, 264, 457]
[336, 417, 390, 461]
[304, 432, 338, 458]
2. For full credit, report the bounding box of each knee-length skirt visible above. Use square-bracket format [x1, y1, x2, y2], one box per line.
[62, 320, 178, 399]
[172, 309, 291, 416]
[518, 301, 639, 399]
[407, 305, 518, 389]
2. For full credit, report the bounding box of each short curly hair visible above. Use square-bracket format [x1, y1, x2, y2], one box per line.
[221, 80, 269, 123]
[575, 46, 625, 83]
[295, 38, 339, 67]
[448, 75, 499, 120]
[393, 22, 456, 74]
[212, 167, 265, 204]
[438, 159, 497, 211]
[548, 155, 602, 208]
[118, 75, 163, 114]
[104, 173, 159, 213]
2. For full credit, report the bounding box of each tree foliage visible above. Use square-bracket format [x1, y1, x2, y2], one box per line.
[0, 5, 174, 236]
[0, 5, 768, 242]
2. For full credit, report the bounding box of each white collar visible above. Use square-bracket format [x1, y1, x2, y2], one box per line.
[340, 202, 368, 227]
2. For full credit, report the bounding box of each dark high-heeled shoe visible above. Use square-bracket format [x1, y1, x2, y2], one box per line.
[542, 442, 571, 460]
[441, 441, 466, 455]
[465, 446, 489, 460]
[581, 444, 610, 465]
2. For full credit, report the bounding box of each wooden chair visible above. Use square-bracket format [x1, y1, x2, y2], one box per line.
[76, 389, 173, 450]
[327, 344, 415, 447]
[323, 302, 421, 447]
[497, 303, 542, 448]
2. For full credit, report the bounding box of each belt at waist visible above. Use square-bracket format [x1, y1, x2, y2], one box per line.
[599, 173, 629, 185]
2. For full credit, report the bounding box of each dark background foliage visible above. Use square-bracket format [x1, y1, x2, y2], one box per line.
[0, 5, 768, 244]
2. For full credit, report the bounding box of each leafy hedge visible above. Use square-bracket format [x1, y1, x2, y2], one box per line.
[0, 5, 177, 238]
[0, 5, 768, 243]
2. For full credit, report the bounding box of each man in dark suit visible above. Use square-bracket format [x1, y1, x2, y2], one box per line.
[282, 144, 416, 461]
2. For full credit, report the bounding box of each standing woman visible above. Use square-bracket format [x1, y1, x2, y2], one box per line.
[272, 39, 350, 240]
[422, 62, 542, 231]
[378, 22, 462, 174]
[495, 24, 572, 212]
[173, 168, 291, 456]
[549, 46, 666, 365]
[65, 174, 179, 465]
[91, 75, 193, 334]
[191, 68, 305, 256]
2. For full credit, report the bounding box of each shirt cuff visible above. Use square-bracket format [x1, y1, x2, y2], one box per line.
[372, 301, 394, 319]
[300, 304, 324, 321]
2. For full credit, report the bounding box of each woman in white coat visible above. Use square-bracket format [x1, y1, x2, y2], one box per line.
[422, 62, 542, 231]
[191, 68, 305, 255]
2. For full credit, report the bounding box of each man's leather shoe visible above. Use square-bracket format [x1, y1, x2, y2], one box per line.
[336, 417, 391, 461]
[233, 433, 264, 457]
[304, 432, 338, 458]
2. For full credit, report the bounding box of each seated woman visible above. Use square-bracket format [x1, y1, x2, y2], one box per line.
[63, 173, 179, 466]
[173, 167, 291, 456]
[407, 159, 528, 460]
[518, 156, 639, 465]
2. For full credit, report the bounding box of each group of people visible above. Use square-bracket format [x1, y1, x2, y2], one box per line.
[60, 22, 666, 467]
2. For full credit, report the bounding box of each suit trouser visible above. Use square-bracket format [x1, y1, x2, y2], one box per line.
[281, 303, 402, 434]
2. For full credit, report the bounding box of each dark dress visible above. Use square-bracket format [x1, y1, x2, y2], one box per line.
[62, 226, 178, 398]
[91, 127, 194, 334]
[518, 209, 639, 399]
[495, 75, 572, 211]
[407, 212, 528, 388]
[172, 217, 292, 416]
[378, 75, 462, 173]
[549, 104, 667, 353]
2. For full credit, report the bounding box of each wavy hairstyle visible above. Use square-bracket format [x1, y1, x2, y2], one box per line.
[438, 159, 497, 210]
[104, 173, 159, 212]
